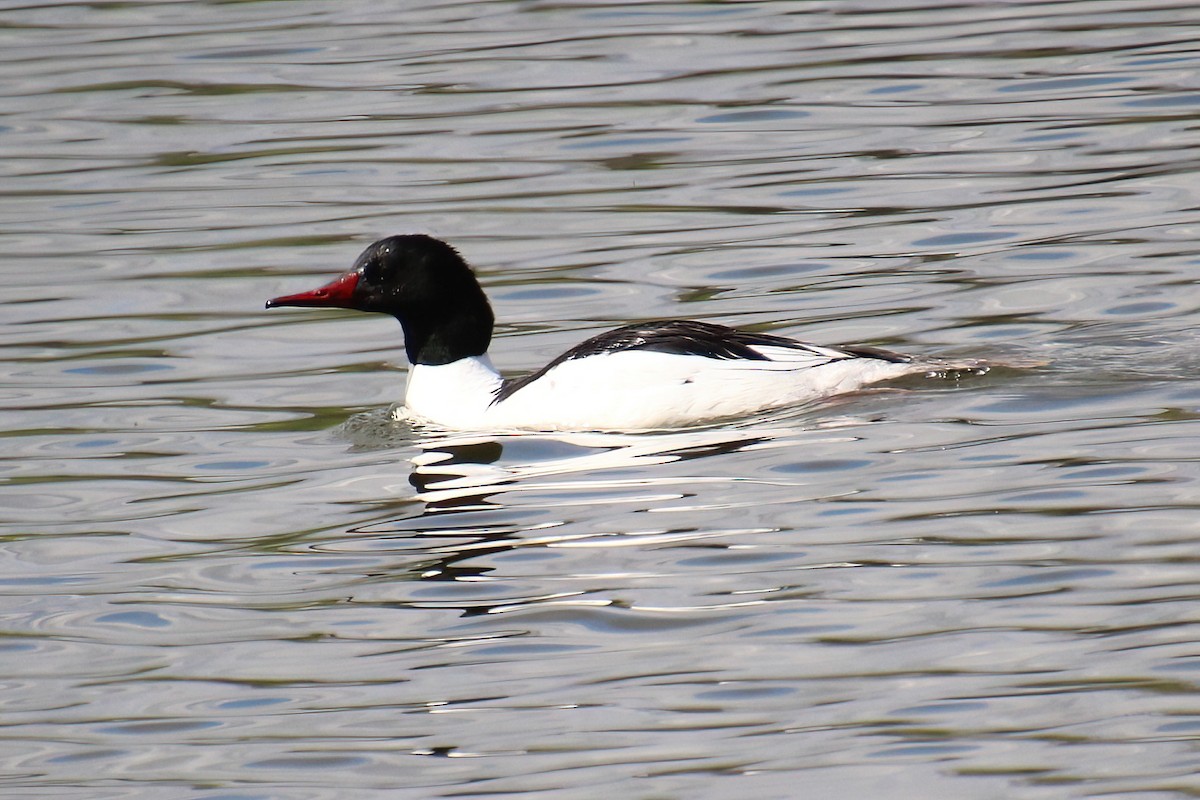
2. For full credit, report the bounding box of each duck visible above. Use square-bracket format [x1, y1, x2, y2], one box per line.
[266, 235, 973, 432]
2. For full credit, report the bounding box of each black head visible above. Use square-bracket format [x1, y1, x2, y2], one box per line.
[267, 235, 495, 365]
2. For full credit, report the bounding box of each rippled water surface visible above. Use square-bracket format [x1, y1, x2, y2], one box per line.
[6, 1, 1200, 797]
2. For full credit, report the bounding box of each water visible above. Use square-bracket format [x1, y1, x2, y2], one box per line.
[4, 1, 1200, 797]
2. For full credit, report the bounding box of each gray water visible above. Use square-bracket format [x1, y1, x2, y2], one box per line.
[5, 1, 1200, 798]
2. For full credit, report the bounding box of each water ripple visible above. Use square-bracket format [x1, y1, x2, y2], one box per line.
[5, 1, 1200, 797]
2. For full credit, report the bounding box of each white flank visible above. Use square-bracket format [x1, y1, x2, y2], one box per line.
[399, 349, 921, 432]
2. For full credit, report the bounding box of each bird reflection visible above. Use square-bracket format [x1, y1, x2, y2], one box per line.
[407, 439, 504, 495]
[323, 408, 874, 613]
[337, 404, 869, 515]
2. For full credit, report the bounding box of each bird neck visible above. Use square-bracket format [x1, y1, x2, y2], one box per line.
[397, 291, 494, 366]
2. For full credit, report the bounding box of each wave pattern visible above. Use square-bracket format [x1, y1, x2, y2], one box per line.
[4, 1, 1200, 797]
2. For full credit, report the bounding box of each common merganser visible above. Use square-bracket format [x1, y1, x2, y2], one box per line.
[266, 235, 967, 431]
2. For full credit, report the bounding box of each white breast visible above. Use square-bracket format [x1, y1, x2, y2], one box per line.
[402, 355, 504, 429]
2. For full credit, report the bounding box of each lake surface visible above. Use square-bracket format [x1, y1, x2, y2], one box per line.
[5, 1, 1200, 797]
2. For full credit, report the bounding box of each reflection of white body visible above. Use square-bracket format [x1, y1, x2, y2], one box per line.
[408, 424, 821, 502]
[402, 420, 871, 514]
[402, 348, 923, 432]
